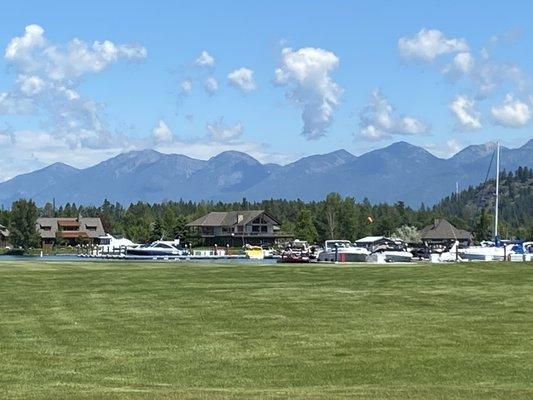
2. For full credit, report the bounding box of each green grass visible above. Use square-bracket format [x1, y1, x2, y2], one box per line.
[0, 261, 531, 399]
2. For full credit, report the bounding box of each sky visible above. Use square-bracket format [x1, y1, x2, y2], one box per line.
[0, 0, 532, 181]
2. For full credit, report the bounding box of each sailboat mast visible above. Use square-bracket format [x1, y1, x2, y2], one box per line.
[494, 141, 500, 241]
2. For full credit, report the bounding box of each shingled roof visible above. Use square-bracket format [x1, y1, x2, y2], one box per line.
[187, 210, 280, 227]
[36, 217, 105, 239]
[420, 219, 472, 241]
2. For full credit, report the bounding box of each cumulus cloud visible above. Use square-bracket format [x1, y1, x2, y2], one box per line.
[227, 67, 257, 94]
[357, 90, 429, 141]
[398, 28, 468, 62]
[0, 24, 147, 150]
[274, 47, 341, 139]
[152, 120, 174, 143]
[491, 94, 531, 127]
[449, 95, 482, 131]
[195, 51, 214, 68]
[204, 77, 219, 96]
[5, 24, 146, 81]
[451, 52, 474, 74]
[206, 118, 244, 141]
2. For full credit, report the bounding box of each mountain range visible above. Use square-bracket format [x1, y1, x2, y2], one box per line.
[1, 139, 531, 208]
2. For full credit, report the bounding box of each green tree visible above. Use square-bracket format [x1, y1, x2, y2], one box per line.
[161, 207, 178, 240]
[295, 209, 318, 243]
[9, 199, 39, 249]
[474, 207, 492, 242]
[393, 225, 422, 243]
[150, 217, 163, 242]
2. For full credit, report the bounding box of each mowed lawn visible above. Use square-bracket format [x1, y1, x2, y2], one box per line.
[0, 261, 531, 399]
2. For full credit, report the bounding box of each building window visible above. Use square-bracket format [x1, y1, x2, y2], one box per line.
[251, 215, 269, 234]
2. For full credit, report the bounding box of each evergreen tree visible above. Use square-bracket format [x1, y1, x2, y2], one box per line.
[474, 207, 492, 241]
[295, 209, 318, 243]
[161, 207, 178, 239]
[150, 217, 163, 242]
[9, 199, 39, 249]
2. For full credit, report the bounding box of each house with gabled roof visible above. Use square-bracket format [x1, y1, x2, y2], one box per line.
[186, 210, 292, 246]
[36, 217, 105, 248]
[420, 219, 473, 247]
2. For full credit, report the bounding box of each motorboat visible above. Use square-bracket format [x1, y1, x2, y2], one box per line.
[430, 241, 462, 262]
[356, 236, 413, 263]
[126, 240, 190, 257]
[459, 240, 528, 261]
[97, 234, 136, 253]
[277, 239, 317, 263]
[245, 245, 264, 260]
[317, 240, 369, 262]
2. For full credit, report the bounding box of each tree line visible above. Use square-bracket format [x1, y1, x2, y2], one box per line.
[1, 166, 531, 249]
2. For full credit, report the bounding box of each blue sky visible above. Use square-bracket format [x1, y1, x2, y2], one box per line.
[0, 0, 531, 180]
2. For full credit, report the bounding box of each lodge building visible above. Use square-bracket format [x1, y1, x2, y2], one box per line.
[186, 210, 292, 246]
[36, 217, 105, 248]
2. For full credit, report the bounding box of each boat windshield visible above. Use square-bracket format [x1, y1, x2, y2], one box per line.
[327, 241, 352, 249]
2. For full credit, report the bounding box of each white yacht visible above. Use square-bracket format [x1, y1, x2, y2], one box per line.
[356, 236, 413, 263]
[317, 240, 369, 262]
[126, 240, 190, 257]
[97, 234, 136, 253]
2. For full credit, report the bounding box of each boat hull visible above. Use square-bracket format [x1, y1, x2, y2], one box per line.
[318, 251, 368, 262]
[126, 248, 182, 257]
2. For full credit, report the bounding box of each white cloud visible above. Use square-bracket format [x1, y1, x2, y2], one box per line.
[5, 25, 146, 81]
[18, 75, 46, 95]
[195, 51, 214, 68]
[491, 94, 531, 127]
[180, 79, 193, 94]
[152, 120, 174, 143]
[452, 52, 474, 74]
[227, 67, 257, 94]
[274, 47, 341, 139]
[398, 28, 468, 62]
[357, 90, 429, 141]
[206, 118, 244, 141]
[0, 91, 34, 114]
[424, 138, 463, 158]
[0, 24, 147, 150]
[449, 95, 482, 131]
[204, 77, 219, 96]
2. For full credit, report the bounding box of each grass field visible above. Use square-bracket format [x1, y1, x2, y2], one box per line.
[0, 260, 531, 399]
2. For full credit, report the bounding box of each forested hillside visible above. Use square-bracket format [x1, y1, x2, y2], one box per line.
[434, 166, 533, 240]
[1, 167, 531, 245]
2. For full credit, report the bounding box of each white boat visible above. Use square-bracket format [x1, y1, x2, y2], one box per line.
[460, 241, 528, 261]
[317, 240, 369, 262]
[355, 236, 413, 263]
[458, 142, 525, 262]
[126, 240, 189, 257]
[429, 241, 462, 262]
[97, 234, 136, 253]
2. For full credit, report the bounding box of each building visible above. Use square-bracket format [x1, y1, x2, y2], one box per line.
[419, 219, 473, 247]
[186, 210, 292, 246]
[36, 217, 105, 248]
[0, 224, 9, 248]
